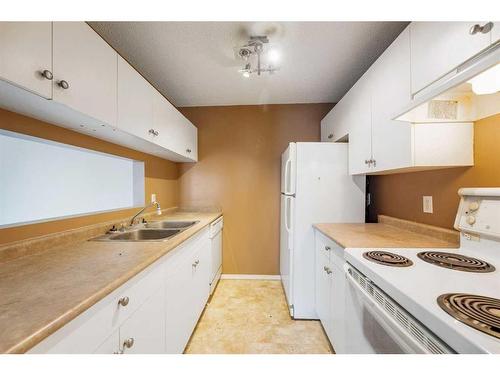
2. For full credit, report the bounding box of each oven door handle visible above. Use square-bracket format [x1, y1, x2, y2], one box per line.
[344, 264, 431, 354]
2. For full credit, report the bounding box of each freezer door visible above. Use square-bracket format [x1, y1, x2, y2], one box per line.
[280, 194, 294, 312]
[280, 143, 296, 195]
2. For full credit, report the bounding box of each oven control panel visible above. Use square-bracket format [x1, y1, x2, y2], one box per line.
[455, 188, 500, 238]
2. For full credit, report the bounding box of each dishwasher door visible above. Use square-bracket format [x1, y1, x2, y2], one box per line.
[209, 217, 223, 294]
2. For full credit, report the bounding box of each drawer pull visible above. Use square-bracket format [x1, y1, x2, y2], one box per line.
[40, 69, 53, 80]
[192, 260, 200, 267]
[118, 296, 130, 306]
[324, 246, 331, 251]
[57, 80, 69, 89]
[469, 22, 493, 35]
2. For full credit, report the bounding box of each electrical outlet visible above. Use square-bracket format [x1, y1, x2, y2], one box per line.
[423, 196, 433, 213]
[151, 193, 157, 203]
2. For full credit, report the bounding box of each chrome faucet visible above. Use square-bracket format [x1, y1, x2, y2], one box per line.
[130, 201, 162, 226]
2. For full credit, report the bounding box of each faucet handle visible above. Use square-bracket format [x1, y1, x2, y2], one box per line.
[108, 225, 118, 234]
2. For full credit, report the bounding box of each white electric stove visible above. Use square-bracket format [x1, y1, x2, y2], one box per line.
[343, 188, 500, 354]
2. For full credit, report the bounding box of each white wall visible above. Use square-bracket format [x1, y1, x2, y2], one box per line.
[0, 130, 145, 227]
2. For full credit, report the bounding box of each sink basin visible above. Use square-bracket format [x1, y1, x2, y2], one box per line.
[144, 221, 198, 229]
[95, 229, 181, 242]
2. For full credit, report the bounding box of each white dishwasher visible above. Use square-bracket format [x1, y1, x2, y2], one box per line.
[209, 216, 223, 295]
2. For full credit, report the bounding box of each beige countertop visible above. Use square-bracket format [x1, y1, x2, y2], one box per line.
[314, 215, 460, 249]
[0, 211, 221, 354]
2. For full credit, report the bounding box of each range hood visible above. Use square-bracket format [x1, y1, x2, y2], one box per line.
[395, 43, 500, 123]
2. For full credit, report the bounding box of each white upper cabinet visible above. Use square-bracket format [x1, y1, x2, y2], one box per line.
[117, 56, 155, 140]
[492, 22, 500, 43]
[347, 71, 372, 175]
[0, 22, 53, 99]
[370, 27, 412, 173]
[321, 89, 353, 143]
[153, 91, 198, 162]
[410, 22, 493, 95]
[52, 22, 117, 127]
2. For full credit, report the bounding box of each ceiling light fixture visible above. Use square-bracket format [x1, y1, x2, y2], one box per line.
[236, 35, 280, 78]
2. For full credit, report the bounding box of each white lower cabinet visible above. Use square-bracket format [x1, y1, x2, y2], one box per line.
[118, 286, 166, 354]
[29, 225, 213, 354]
[165, 236, 210, 353]
[314, 231, 346, 353]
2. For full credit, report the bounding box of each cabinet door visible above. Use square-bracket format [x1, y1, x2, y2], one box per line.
[321, 90, 354, 143]
[348, 72, 373, 175]
[52, 22, 117, 126]
[330, 263, 345, 353]
[119, 286, 166, 354]
[117, 56, 154, 140]
[410, 22, 492, 94]
[179, 118, 198, 161]
[93, 330, 120, 354]
[371, 27, 412, 172]
[492, 22, 500, 43]
[315, 250, 332, 338]
[165, 244, 209, 353]
[0, 22, 52, 98]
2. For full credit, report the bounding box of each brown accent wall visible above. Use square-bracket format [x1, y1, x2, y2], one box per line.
[177, 103, 334, 275]
[0, 108, 179, 244]
[369, 113, 500, 229]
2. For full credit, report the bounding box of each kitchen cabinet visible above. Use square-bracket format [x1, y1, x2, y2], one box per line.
[370, 27, 412, 173]
[165, 236, 210, 353]
[29, 226, 213, 354]
[492, 22, 500, 43]
[347, 71, 372, 175]
[314, 231, 346, 353]
[117, 56, 155, 140]
[410, 22, 493, 95]
[153, 90, 198, 162]
[0, 22, 198, 163]
[0, 22, 53, 99]
[321, 89, 353, 142]
[118, 286, 166, 354]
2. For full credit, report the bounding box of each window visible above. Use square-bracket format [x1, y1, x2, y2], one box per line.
[0, 129, 145, 228]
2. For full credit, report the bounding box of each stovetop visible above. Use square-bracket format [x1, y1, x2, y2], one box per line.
[344, 235, 500, 354]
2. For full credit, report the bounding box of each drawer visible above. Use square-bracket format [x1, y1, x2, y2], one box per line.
[163, 227, 209, 275]
[29, 258, 165, 353]
[315, 230, 345, 268]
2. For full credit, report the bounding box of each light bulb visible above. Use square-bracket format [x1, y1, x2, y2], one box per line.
[468, 63, 500, 95]
[268, 49, 280, 63]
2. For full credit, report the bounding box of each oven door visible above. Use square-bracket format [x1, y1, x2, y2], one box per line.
[343, 264, 453, 354]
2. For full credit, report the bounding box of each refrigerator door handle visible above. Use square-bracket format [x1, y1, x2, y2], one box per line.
[285, 196, 292, 233]
[284, 158, 292, 195]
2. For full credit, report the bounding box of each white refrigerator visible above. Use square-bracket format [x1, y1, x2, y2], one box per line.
[280, 142, 365, 319]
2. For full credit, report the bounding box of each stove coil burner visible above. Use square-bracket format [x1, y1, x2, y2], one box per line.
[417, 251, 495, 273]
[362, 251, 413, 267]
[438, 293, 500, 339]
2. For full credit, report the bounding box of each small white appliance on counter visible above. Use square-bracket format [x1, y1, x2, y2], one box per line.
[209, 216, 223, 295]
[344, 188, 500, 353]
[280, 142, 365, 319]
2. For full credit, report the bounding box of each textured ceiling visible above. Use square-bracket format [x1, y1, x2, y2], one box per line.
[89, 22, 408, 107]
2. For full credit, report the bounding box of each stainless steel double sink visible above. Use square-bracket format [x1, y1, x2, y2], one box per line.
[91, 220, 199, 242]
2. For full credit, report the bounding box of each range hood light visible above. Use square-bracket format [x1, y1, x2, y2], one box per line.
[467, 63, 500, 95]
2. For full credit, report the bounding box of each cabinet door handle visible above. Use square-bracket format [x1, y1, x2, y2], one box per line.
[327, 133, 334, 139]
[323, 266, 332, 275]
[469, 22, 493, 35]
[365, 159, 370, 165]
[122, 337, 134, 350]
[118, 296, 129, 306]
[57, 80, 69, 89]
[324, 246, 331, 251]
[371, 159, 376, 167]
[192, 260, 200, 267]
[186, 148, 191, 153]
[148, 129, 159, 136]
[40, 69, 53, 80]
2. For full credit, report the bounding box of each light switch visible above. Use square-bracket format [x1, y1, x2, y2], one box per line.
[423, 196, 433, 213]
[151, 193, 157, 203]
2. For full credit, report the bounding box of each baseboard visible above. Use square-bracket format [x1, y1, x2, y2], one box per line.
[220, 274, 281, 280]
